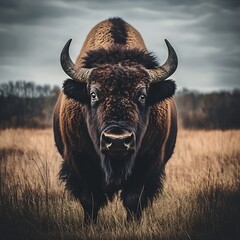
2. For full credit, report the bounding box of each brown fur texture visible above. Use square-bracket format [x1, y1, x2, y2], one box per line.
[82, 45, 159, 69]
[53, 17, 178, 223]
[76, 18, 147, 66]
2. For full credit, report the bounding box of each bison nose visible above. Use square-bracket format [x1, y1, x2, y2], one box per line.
[100, 131, 135, 155]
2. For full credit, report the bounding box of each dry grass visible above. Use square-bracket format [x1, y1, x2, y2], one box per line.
[0, 129, 239, 240]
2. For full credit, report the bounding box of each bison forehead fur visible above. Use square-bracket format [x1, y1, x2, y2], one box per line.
[82, 45, 159, 69]
[53, 17, 178, 223]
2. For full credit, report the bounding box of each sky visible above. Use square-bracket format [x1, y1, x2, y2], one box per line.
[0, 0, 239, 92]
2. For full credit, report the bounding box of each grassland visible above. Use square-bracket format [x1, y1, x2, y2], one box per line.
[0, 129, 239, 240]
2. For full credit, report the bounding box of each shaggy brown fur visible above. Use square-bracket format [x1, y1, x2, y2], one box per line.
[53, 17, 178, 223]
[82, 45, 159, 69]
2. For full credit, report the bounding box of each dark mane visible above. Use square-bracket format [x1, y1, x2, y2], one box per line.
[82, 46, 159, 69]
[109, 17, 127, 45]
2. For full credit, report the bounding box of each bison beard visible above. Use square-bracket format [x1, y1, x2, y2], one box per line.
[101, 153, 136, 185]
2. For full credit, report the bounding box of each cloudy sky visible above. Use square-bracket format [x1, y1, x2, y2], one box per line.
[0, 0, 239, 91]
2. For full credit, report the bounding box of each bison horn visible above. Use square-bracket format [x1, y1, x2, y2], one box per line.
[60, 39, 93, 81]
[147, 39, 178, 82]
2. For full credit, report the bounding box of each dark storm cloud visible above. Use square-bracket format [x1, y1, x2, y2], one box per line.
[0, 0, 59, 25]
[1, 0, 239, 24]
[193, 2, 240, 88]
[0, 0, 88, 64]
[0, 0, 89, 25]
[0, 0, 239, 91]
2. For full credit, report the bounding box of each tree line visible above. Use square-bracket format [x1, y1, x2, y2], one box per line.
[0, 81, 60, 128]
[0, 81, 239, 129]
[175, 89, 240, 129]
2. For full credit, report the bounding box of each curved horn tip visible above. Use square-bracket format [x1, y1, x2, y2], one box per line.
[147, 39, 178, 82]
[60, 39, 92, 82]
[164, 39, 173, 50]
[164, 39, 178, 62]
[61, 39, 72, 60]
[164, 39, 170, 46]
[60, 38, 77, 79]
[66, 39, 72, 47]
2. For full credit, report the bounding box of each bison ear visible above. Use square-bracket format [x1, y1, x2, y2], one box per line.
[63, 79, 88, 103]
[148, 80, 176, 105]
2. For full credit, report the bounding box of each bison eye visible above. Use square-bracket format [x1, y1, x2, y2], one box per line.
[138, 94, 146, 103]
[91, 92, 98, 101]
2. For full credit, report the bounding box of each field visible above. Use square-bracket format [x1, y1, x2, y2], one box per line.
[0, 129, 239, 240]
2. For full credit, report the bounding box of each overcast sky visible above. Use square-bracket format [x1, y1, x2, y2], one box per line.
[0, 0, 239, 91]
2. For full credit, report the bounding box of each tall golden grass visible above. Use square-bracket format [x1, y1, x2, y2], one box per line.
[0, 129, 239, 240]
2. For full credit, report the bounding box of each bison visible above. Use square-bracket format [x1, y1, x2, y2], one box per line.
[53, 17, 178, 223]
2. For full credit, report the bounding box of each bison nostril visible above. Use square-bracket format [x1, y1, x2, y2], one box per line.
[124, 133, 134, 145]
[106, 142, 112, 150]
[124, 143, 130, 150]
[102, 133, 113, 145]
[124, 134, 134, 150]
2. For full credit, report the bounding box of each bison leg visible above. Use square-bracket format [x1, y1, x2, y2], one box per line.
[80, 194, 101, 224]
[80, 191, 109, 224]
[59, 160, 107, 224]
[121, 187, 149, 222]
[121, 167, 165, 222]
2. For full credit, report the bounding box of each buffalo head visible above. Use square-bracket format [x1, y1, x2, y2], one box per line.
[60, 39, 178, 184]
